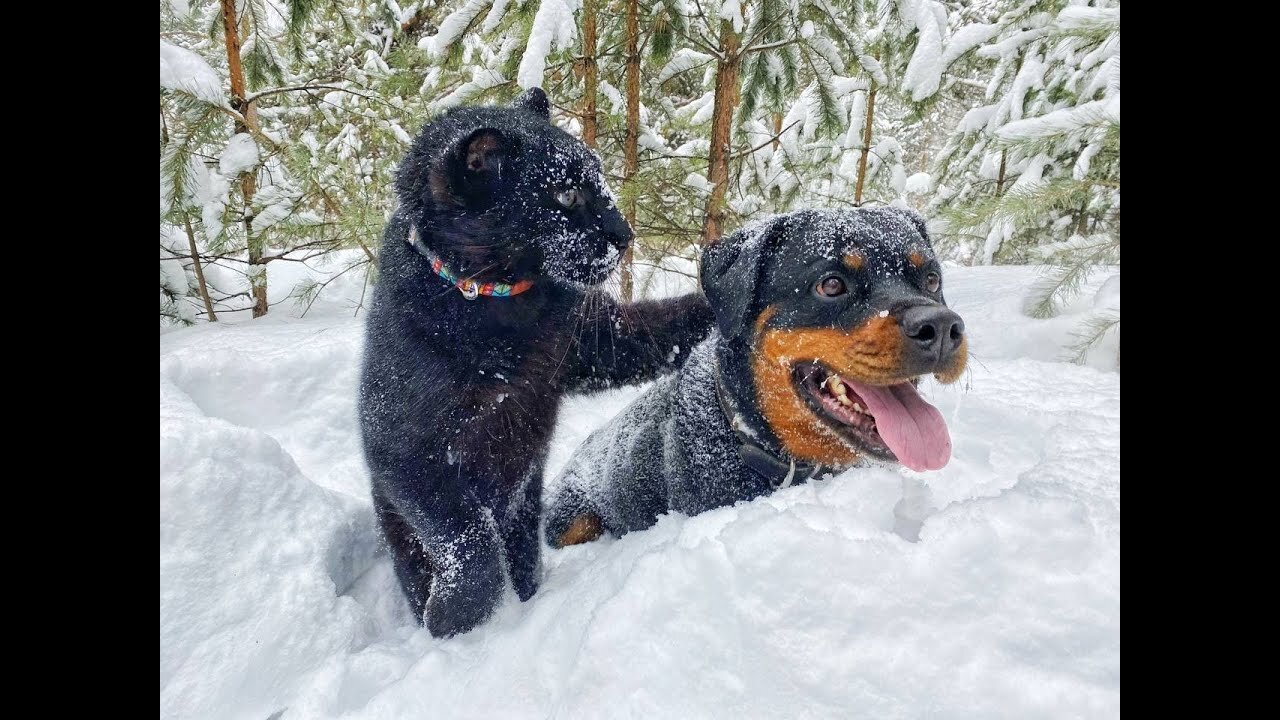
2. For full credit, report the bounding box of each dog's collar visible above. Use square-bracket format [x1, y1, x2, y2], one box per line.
[407, 225, 534, 300]
[713, 364, 825, 489]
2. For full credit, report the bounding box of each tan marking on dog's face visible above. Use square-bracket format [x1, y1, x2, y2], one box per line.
[753, 305, 779, 336]
[556, 513, 604, 547]
[752, 316, 907, 466]
[842, 253, 865, 271]
[908, 251, 926, 268]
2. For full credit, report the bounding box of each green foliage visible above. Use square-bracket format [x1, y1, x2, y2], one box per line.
[1068, 310, 1119, 365]
[649, 1, 685, 64]
[925, 0, 1119, 362]
[1022, 234, 1119, 319]
[160, 0, 431, 323]
[287, 0, 326, 49]
[160, 0, 1119, 349]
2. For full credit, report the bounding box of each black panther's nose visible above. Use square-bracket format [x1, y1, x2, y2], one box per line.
[901, 304, 965, 365]
[601, 210, 634, 250]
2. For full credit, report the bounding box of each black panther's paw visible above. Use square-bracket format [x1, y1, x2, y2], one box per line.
[423, 560, 505, 637]
[509, 558, 541, 602]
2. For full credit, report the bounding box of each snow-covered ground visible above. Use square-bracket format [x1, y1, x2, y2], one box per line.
[160, 262, 1119, 720]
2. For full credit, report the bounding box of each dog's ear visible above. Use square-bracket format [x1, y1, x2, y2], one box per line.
[700, 216, 787, 339]
[512, 87, 551, 120]
[432, 128, 511, 206]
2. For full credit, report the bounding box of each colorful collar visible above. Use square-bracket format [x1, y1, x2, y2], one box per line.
[407, 225, 534, 300]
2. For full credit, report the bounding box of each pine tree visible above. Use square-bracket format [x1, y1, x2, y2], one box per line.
[674, 1, 857, 244]
[158, 0, 1118, 329]
[161, 0, 434, 324]
[929, 0, 1119, 361]
[722, 0, 989, 226]
[931, 1, 1119, 262]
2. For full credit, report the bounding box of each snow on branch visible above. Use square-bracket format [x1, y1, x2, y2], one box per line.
[1055, 6, 1120, 32]
[482, 0, 513, 33]
[160, 40, 226, 106]
[657, 49, 715, 85]
[419, 0, 492, 57]
[516, 0, 582, 90]
[429, 66, 508, 113]
[996, 98, 1119, 144]
[901, 0, 948, 101]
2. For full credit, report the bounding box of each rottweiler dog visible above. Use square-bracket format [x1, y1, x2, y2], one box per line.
[545, 207, 968, 546]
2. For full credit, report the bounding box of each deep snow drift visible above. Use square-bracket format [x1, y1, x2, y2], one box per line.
[160, 262, 1119, 720]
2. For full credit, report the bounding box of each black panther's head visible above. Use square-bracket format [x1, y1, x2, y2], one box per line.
[396, 87, 632, 287]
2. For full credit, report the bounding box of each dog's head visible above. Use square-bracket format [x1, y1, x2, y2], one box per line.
[702, 208, 967, 472]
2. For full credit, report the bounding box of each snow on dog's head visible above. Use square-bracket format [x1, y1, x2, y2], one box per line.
[702, 208, 967, 472]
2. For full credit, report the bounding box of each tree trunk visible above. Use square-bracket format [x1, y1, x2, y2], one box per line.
[581, 0, 598, 148]
[995, 149, 1008, 196]
[853, 63, 879, 206]
[183, 214, 218, 321]
[221, 0, 269, 318]
[772, 112, 783, 150]
[1074, 198, 1090, 235]
[619, 0, 641, 301]
[700, 18, 742, 245]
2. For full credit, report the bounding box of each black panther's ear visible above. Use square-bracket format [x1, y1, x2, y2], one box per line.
[513, 87, 551, 119]
[433, 128, 510, 205]
[700, 216, 787, 339]
[460, 128, 506, 174]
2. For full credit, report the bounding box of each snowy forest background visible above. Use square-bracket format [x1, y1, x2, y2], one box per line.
[160, 0, 1119, 363]
[160, 4, 1120, 715]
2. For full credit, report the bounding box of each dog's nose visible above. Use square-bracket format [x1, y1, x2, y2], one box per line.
[901, 304, 965, 364]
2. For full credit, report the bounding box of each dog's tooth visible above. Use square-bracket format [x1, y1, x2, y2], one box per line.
[836, 394, 852, 407]
[852, 402, 864, 413]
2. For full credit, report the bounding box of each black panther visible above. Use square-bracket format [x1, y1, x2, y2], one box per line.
[359, 88, 713, 636]
[545, 207, 968, 547]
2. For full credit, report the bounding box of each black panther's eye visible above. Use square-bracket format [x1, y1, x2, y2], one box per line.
[925, 272, 941, 293]
[817, 276, 847, 297]
[555, 188, 582, 209]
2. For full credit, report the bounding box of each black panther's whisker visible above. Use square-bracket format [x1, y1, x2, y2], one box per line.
[554, 291, 590, 377]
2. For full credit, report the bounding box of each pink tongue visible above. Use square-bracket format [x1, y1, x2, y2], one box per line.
[846, 380, 951, 471]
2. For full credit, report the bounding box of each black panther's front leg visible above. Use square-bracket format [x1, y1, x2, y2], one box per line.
[562, 290, 714, 392]
[373, 472, 506, 638]
[494, 470, 543, 601]
[372, 488, 434, 621]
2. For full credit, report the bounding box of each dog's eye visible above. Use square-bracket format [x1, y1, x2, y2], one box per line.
[555, 188, 582, 209]
[925, 272, 941, 293]
[817, 276, 847, 297]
